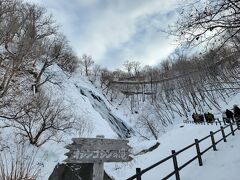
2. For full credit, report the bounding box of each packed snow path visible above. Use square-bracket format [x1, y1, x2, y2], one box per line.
[105, 124, 240, 180]
[181, 127, 240, 180]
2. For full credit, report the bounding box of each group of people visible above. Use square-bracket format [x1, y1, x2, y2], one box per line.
[222, 105, 240, 123]
[192, 112, 215, 123]
[191, 105, 240, 124]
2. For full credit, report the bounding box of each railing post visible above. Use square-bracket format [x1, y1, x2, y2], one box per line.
[136, 168, 142, 180]
[194, 139, 203, 166]
[230, 123, 235, 136]
[220, 126, 227, 142]
[171, 150, 180, 180]
[210, 131, 217, 151]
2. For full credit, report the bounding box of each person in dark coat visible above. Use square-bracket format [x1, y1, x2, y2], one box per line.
[204, 113, 208, 122]
[210, 112, 215, 122]
[199, 114, 204, 122]
[192, 113, 196, 122]
[226, 109, 234, 123]
[233, 105, 240, 123]
[205, 112, 214, 123]
[222, 111, 229, 123]
[192, 113, 199, 122]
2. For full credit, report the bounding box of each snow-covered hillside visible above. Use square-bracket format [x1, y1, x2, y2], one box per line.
[42, 64, 134, 139]
[2, 1, 240, 179]
[105, 123, 240, 180]
[32, 65, 240, 180]
[33, 65, 136, 178]
[1, 63, 239, 180]
[104, 91, 240, 180]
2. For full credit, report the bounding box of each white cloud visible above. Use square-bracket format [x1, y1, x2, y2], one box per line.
[25, 0, 179, 69]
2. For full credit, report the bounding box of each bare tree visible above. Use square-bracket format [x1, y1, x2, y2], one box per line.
[0, 0, 77, 97]
[132, 61, 141, 76]
[72, 115, 93, 137]
[172, 0, 240, 48]
[135, 113, 160, 140]
[56, 47, 78, 73]
[1, 93, 76, 147]
[0, 142, 43, 180]
[34, 34, 71, 91]
[123, 60, 133, 75]
[91, 64, 101, 82]
[80, 54, 94, 76]
[0, 0, 57, 97]
[100, 68, 112, 91]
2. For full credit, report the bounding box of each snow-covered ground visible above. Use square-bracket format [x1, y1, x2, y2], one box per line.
[181, 127, 240, 180]
[104, 90, 240, 180]
[38, 66, 240, 180]
[105, 123, 240, 180]
[2, 64, 239, 180]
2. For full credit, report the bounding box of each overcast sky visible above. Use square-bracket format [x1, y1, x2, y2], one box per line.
[29, 0, 180, 70]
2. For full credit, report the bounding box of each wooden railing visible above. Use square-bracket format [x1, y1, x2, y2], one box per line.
[127, 123, 238, 180]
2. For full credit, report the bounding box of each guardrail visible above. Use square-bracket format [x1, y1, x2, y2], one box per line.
[127, 123, 238, 180]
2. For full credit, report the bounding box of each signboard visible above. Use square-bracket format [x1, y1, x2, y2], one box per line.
[64, 137, 132, 163]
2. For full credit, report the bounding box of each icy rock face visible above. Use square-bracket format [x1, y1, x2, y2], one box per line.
[79, 87, 134, 138]
[42, 64, 134, 139]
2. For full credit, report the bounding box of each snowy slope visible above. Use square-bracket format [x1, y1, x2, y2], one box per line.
[104, 92, 240, 180]
[34, 65, 135, 179]
[3, 64, 238, 180]
[38, 65, 240, 180]
[181, 131, 240, 180]
[105, 123, 240, 180]
[43, 64, 133, 139]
